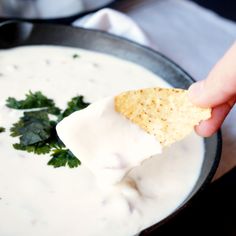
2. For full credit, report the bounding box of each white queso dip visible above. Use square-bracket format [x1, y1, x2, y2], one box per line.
[0, 46, 204, 236]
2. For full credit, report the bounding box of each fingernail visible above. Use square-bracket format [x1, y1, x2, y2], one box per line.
[188, 80, 204, 103]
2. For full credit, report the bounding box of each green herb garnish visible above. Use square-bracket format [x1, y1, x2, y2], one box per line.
[13, 142, 51, 155]
[48, 148, 81, 168]
[10, 110, 53, 152]
[0, 127, 5, 133]
[6, 91, 90, 168]
[72, 54, 80, 59]
[59, 96, 89, 120]
[6, 91, 61, 115]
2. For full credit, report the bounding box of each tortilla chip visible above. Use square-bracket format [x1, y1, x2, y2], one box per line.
[114, 87, 211, 147]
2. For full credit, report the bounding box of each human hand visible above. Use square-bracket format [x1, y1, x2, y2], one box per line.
[188, 42, 236, 137]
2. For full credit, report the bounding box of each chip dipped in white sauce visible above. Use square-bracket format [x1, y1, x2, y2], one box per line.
[56, 97, 162, 185]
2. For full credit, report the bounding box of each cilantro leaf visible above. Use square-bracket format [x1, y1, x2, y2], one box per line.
[0, 127, 5, 133]
[48, 148, 80, 168]
[10, 110, 55, 155]
[13, 143, 51, 155]
[10, 110, 52, 146]
[7, 91, 89, 168]
[10, 120, 24, 137]
[6, 91, 60, 115]
[9, 108, 80, 167]
[72, 54, 80, 59]
[59, 96, 89, 120]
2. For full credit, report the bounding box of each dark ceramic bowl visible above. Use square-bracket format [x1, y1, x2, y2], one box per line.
[0, 21, 222, 235]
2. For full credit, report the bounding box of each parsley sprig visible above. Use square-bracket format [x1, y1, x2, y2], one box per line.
[7, 91, 89, 168]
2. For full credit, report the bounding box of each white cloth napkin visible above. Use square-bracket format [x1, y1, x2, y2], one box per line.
[73, 8, 156, 48]
[73, 2, 236, 179]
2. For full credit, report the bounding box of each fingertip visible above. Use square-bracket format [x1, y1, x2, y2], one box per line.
[194, 121, 216, 137]
[194, 102, 233, 137]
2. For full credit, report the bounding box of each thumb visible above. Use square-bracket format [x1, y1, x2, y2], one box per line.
[188, 42, 236, 108]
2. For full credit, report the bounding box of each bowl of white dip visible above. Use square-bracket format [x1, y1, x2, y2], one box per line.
[0, 21, 221, 236]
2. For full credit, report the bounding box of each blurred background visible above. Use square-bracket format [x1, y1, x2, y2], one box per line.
[191, 0, 236, 21]
[0, 0, 236, 22]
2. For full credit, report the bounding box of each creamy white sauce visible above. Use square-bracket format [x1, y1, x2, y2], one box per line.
[0, 46, 204, 236]
[56, 97, 162, 185]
